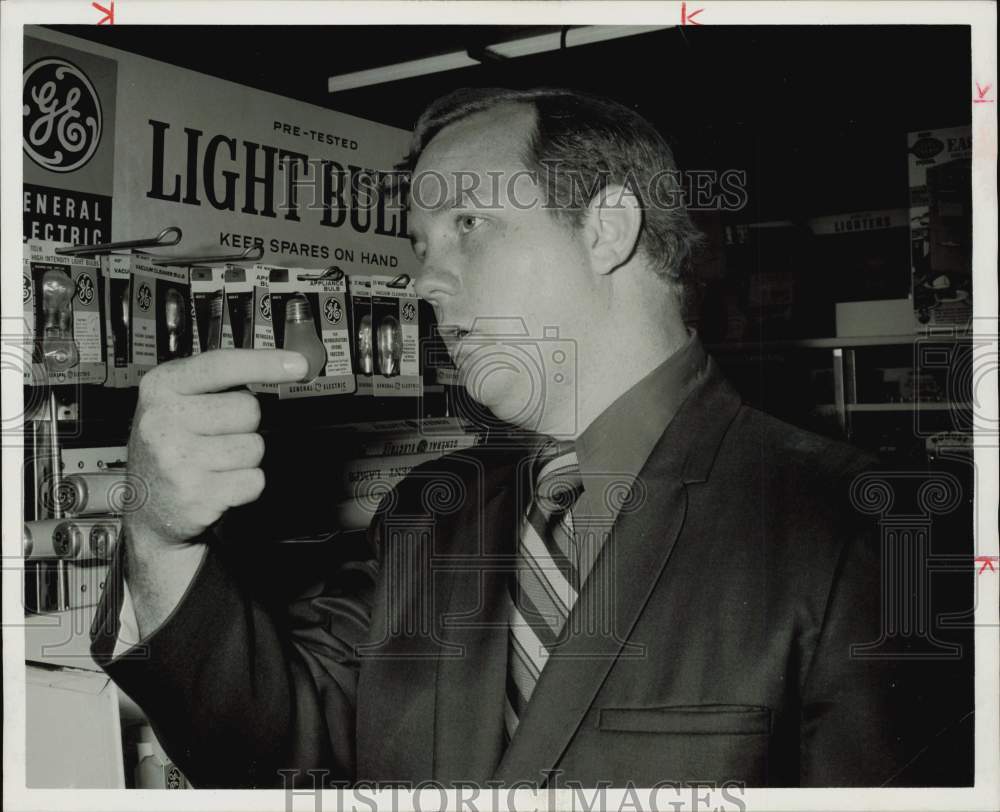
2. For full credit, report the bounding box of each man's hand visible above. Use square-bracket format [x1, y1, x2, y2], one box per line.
[126, 349, 309, 547]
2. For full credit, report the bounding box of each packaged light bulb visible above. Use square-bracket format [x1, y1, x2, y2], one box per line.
[22, 251, 41, 386]
[130, 259, 193, 383]
[100, 254, 135, 388]
[370, 274, 421, 397]
[65, 559, 110, 609]
[23, 240, 106, 386]
[23, 516, 120, 561]
[269, 266, 356, 399]
[348, 274, 374, 397]
[223, 265, 274, 394]
[190, 266, 228, 355]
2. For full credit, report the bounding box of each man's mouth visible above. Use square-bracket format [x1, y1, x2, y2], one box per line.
[437, 325, 473, 367]
[437, 324, 471, 338]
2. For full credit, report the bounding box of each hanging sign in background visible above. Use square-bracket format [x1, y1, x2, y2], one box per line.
[23, 36, 118, 245]
[24, 27, 415, 278]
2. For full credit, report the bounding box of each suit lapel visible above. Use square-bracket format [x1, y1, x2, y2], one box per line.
[493, 362, 743, 785]
[431, 445, 528, 782]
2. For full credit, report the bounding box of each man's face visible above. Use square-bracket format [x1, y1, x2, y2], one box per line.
[409, 104, 595, 431]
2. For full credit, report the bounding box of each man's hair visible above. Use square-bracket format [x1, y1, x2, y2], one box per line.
[397, 86, 703, 293]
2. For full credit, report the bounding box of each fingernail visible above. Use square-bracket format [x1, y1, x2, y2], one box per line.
[283, 353, 309, 377]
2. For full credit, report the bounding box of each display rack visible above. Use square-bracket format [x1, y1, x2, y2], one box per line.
[709, 329, 974, 454]
[22, 229, 440, 789]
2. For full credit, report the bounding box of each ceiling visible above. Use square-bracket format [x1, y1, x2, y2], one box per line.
[47, 24, 972, 220]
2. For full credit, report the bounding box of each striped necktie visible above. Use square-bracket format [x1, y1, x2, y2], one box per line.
[505, 440, 584, 741]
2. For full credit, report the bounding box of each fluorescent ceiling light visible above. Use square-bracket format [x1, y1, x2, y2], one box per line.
[328, 26, 672, 93]
[488, 26, 671, 58]
[328, 52, 479, 94]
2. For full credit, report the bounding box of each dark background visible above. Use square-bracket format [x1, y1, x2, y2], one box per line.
[52, 24, 971, 220]
[21, 27, 976, 788]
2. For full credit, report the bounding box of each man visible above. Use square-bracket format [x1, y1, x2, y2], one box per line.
[91, 88, 972, 789]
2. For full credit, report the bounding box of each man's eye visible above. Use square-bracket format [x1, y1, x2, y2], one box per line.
[456, 215, 484, 234]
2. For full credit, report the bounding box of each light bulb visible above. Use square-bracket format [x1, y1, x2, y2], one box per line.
[378, 315, 401, 377]
[40, 268, 79, 372]
[89, 523, 118, 560]
[240, 296, 255, 349]
[164, 288, 186, 357]
[205, 295, 223, 351]
[356, 313, 373, 375]
[119, 285, 130, 333]
[282, 294, 326, 381]
[111, 283, 130, 358]
[52, 521, 83, 559]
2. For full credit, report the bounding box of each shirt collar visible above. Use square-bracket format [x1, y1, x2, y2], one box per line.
[575, 330, 709, 483]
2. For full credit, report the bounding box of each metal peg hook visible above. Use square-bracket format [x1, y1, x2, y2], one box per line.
[299, 265, 346, 282]
[55, 226, 182, 257]
[149, 244, 265, 266]
[387, 274, 412, 289]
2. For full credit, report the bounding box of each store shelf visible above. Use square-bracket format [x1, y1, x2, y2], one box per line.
[25, 605, 101, 671]
[26, 662, 126, 788]
[708, 332, 972, 352]
[814, 402, 974, 414]
[847, 402, 973, 413]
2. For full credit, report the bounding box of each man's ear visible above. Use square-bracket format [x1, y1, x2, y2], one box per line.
[583, 184, 643, 276]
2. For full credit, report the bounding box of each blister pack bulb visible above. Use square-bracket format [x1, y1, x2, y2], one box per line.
[240, 297, 255, 349]
[206, 295, 223, 351]
[378, 315, 401, 377]
[357, 313, 373, 375]
[40, 268, 79, 372]
[164, 288, 186, 356]
[119, 286, 130, 333]
[283, 295, 327, 381]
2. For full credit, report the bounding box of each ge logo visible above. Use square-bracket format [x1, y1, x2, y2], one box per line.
[324, 298, 343, 324]
[137, 283, 152, 312]
[260, 294, 271, 321]
[23, 58, 103, 174]
[23, 275, 32, 303]
[401, 302, 416, 322]
[76, 273, 95, 305]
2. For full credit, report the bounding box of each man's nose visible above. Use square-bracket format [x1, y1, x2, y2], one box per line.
[413, 260, 460, 308]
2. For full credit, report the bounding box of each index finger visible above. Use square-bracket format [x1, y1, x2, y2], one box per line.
[153, 349, 309, 395]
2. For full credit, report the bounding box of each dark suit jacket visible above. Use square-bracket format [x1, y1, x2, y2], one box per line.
[91, 360, 973, 788]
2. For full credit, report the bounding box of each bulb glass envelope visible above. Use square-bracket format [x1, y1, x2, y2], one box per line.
[24, 240, 106, 386]
[268, 266, 356, 399]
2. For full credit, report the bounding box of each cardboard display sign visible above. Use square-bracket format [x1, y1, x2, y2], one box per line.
[370, 275, 421, 397]
[189, 266, 227, 355]
[269, 267, 356, 399]
[223, 265, 273, 394]
[129, 261, 193, 381]
[23, 241, 105, 386]
[25, 27, 416, 278]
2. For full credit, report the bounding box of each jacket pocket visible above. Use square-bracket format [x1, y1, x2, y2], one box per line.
[599, 704, 771, 735]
